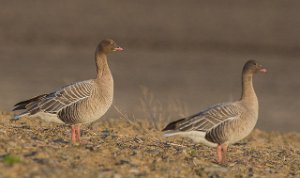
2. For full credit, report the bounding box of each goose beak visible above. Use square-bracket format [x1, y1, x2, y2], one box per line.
[113, 47, 124, 51]
[259, 67, 267, 73]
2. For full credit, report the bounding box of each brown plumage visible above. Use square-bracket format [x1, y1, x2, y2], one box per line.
[13, 39, 123, 143]
[162, 60, 267, 163]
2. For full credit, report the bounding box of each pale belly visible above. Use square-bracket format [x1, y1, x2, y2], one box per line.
[228, 116, 258, 145]
[79, 100, 112, 124]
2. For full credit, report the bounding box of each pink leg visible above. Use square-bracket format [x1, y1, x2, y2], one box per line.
[222, 144, 228, 163]
[71, 125, 77, 143]
[75, 125, 81, 142]
[217, 145, 223, 163]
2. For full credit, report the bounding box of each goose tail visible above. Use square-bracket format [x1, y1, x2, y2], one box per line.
[12, 112, 29, 120]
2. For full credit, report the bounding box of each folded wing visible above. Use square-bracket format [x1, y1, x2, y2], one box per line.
[13, 80, 94, 117]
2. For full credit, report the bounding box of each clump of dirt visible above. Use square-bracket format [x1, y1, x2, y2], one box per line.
[0, 113, 299, 178]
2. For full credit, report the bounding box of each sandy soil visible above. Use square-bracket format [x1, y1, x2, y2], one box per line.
[0, 113, 299, 178]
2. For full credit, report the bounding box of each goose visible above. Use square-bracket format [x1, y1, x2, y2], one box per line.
[162, 60, 267, 163]
[13, 39, 123, 143]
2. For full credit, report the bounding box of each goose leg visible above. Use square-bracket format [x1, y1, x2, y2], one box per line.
[74, 124, 81, 142]
[217, 144, 223, 163]
[71, 125, 77, 143]
[222, 144, 228, 163]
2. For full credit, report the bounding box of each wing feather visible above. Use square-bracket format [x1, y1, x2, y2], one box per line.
[163, 103, 242, 133]
[18, 80, 94, 115]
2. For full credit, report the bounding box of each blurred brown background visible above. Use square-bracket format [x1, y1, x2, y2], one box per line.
[0, 0, 299, 132]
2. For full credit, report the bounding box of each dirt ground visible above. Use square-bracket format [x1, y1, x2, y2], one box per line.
[0, 113, 299, 178]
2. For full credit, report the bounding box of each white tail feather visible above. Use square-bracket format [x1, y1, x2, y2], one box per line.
[163, 130, 217, 147]
[13, 113, 29, 120]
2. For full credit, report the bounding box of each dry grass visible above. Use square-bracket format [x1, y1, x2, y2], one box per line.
[139, 86, 189, 131]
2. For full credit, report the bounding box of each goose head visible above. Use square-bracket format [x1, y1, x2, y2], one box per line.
[243, 60, 267, 74]
[97, 39, 123, 54]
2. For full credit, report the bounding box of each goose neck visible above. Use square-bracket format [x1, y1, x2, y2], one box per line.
[240, 72, 257, 102]
[95, 52, 111, 79]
